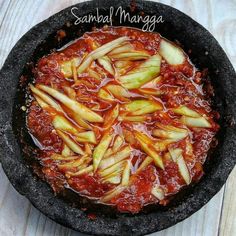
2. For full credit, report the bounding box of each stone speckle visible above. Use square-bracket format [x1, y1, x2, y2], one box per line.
[0, 1, 236, 235]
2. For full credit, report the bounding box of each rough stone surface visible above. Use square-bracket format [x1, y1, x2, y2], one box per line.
[0, 0, 236, 235]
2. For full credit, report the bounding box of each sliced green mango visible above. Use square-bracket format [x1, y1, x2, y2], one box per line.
[151, 186, 165, 200]
[58, 155, 89, 170]
[153, 124, 188, 141]
[52, 115, 82, 134]
[180, 116, 211, 128]
[112, 136, 124, 153]
[106, 84, 131, 99]
[159, 39, 185, 65]
[103, 104, 119, 129]
[171, 106, 201, 118]
[103, 175, 121, 184]
[38, 84, 103, 123]
[108, 43, 133, 55]
[119, 54, 161, 89]
[93, 132, 113, 171]
[168, 148, 191, 184]
[119, 115, 146, 122]
[100, 185, 125, 202]
[56, 129, 84, 155]
[51, 153, 79, 161]
[136, 156, 153, 173]
[33, 95, 50, 110]
[111, 51, 150, 60]
[154, 139, 175, 152]
[121, 160, 131, 186]
[75, 131, 96, 144]
[61, 144, 74, 156]
[134, 131, 164, 169]
[124, 99, 162, 115]
[138, 88, 162, 96]
[60, 57, 80, 77]
[87, 68, 101, 80]
[30, 84, 63, 112]
[99, 160, 125, 178]
[99, 146, 131, 170]
[66, 165, 93, 177]
[97, 56, 115, 75]
[98, 88, 115, 101]
[77, 36, 129, 74]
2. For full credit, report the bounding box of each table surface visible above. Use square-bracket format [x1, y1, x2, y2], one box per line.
[0, 0, 235, 235]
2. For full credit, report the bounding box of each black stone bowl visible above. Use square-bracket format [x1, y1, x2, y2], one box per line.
[0, 0, 236, 235]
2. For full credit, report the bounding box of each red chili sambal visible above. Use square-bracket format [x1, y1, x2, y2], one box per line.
[27, 26, 219, 214]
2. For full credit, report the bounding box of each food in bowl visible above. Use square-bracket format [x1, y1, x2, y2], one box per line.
[27, 26, 219, 213]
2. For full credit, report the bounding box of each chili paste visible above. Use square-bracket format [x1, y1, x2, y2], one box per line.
[27, 26, 219, 213]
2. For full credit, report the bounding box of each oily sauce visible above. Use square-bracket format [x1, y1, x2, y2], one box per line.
[27, 26, 219, 213]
